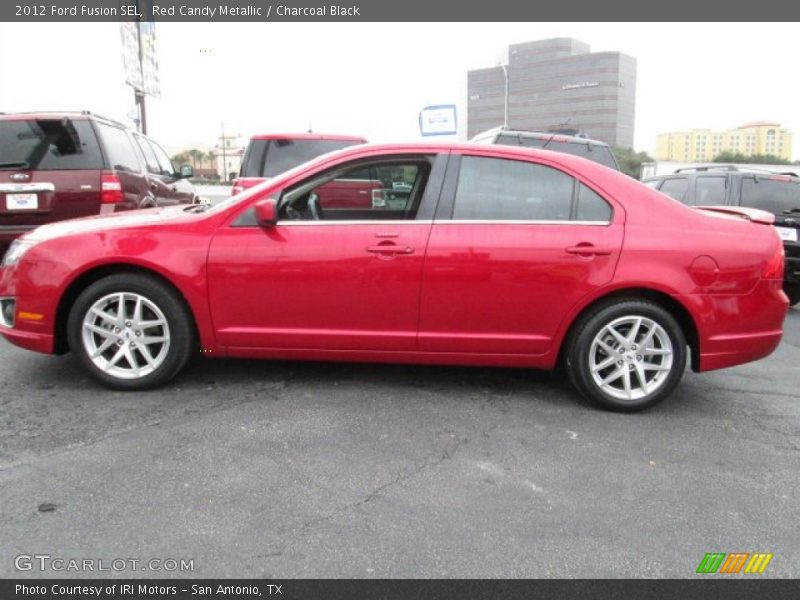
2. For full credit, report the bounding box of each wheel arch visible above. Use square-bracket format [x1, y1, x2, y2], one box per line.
[53, 263, 202, 355]
[557, 287, 701, 372]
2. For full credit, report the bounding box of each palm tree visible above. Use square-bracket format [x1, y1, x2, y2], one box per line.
[187, 149, 204, 169]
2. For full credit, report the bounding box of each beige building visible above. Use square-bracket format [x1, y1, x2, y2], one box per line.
[656, 122, 793, 161]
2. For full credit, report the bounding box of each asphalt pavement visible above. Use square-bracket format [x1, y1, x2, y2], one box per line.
[0, 307, 798, 578]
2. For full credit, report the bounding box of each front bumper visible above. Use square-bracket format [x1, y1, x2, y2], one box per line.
[0, 323, 54, 353]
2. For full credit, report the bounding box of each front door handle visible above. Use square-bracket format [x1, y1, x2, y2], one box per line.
[565, 244, 613, 257]
[366, 244, 414, 255]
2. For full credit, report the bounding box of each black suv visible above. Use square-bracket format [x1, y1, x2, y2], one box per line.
[0, 111, 199, 257]
[644, 165, 800, 306]
[470, 127, 620, 171]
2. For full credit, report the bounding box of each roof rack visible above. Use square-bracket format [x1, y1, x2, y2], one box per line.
[0, 110, 128, 128]
[674, 165, 779, 175]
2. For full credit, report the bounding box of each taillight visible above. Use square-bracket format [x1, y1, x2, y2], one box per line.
[101, 171, 123, 204]
[763, 243, 785, 279]
[371, 188, 386, 208]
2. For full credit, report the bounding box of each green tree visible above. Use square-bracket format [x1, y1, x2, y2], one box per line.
[611, 146, 654, 179]
[712, 151, 792, 165]
[187, 148, 204, 169]
[171, 151, 191, 167]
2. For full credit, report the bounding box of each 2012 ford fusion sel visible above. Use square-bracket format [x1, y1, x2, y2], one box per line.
[0, 143, 789, 411]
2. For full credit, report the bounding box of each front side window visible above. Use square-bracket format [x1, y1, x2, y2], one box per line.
[148, 140, 176, 177]
[278, 158, 431, 222]
[452, 155, 611, 222]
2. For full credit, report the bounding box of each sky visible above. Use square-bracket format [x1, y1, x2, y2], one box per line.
[1, 22, 799, 158]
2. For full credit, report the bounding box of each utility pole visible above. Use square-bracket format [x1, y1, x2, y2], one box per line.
[135, 21, 147, 134]
[217, 124, 239, 182]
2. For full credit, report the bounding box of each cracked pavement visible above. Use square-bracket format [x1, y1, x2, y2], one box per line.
[0, 307, 798, 578]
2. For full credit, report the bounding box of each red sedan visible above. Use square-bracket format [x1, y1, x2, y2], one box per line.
[0, 143, 789, 411]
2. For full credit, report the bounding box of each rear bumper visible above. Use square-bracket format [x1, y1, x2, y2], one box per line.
[784, 255, 800, 285]
[683, 279, 789, 372]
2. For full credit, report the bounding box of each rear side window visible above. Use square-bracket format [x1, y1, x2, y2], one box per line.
[0, 118, 103, 170]
[658, 178, 689, 202]
[263, 139, 362, 177]
[134, 135, 161, 175]
[495, 134, 619, 170]
[694, 176, 727, 206]
[96, 123, 140, 173]
[454, 156, 573, 221]
[740, 177, 800, 214]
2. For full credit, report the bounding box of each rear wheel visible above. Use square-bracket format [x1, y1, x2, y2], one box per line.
[784, 283, 800, 307]
[67, 274, 193, 390]
[565, 299, 687, 412]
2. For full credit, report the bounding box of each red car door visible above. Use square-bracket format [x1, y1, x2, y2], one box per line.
[419, 153, 624, 355]
[207, 154, 446, 352]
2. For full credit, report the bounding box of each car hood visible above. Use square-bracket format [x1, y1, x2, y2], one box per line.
[22, 206, 192, 243]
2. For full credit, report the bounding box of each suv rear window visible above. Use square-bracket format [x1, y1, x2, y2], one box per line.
[0, 118, 103, 171]
[495, 133, 619, 170]
[241, 139, 362, 178]
[740, 177, 800, 214]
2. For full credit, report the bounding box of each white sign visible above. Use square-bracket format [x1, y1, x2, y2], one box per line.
[120, 21, 160, 97]
[419, 105, 457, 137]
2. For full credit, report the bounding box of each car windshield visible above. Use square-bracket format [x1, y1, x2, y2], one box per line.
[0, 118, 103, 170]
[740, 177, 800, 215]
[495, 133, 619, 170]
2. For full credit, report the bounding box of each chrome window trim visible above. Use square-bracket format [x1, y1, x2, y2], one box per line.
[274, 219, 610, 226]
[440, 219, 612, 226]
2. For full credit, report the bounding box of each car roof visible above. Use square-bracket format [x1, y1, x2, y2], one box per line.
[250, 133, 367, 142]
[473, 126, 611, 147]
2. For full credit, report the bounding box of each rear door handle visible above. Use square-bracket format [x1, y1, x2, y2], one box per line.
[565, 244, 613, 256]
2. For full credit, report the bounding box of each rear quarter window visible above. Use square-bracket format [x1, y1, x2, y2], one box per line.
[0, 118, 103, 170]
[96, 123, 141, 173]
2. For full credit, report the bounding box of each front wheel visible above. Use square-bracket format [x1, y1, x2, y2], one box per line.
[67, 274, 194, 390]
[565, 300, 687, 412]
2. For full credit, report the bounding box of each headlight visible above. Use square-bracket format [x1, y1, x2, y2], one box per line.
[2, 239, 37, 267]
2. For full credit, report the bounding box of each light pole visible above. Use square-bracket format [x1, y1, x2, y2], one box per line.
[499, 62, 509, 129]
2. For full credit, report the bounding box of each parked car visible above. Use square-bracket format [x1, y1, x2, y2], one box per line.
[471, 127, 620, 171]
[643, 165, 800, 305]
[230, 133, 367, 195]
[0, 111, 199, 257]
[0, 143, 788, 411]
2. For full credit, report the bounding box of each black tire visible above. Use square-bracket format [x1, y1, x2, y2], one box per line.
[67, 273, 194, 390]
[784, 283, 800, 307]
[565, 299, 687, 412]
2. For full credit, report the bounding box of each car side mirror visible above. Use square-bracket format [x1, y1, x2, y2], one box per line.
[254, 198, 278, 226]
[179, 164, 194, 178]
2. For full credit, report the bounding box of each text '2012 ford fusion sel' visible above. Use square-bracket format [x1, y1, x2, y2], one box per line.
[0, 143, 789, 411]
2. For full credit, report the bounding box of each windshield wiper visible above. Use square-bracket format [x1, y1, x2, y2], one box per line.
[0, 161, 31, 170]
[183, 204, 211, 213]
